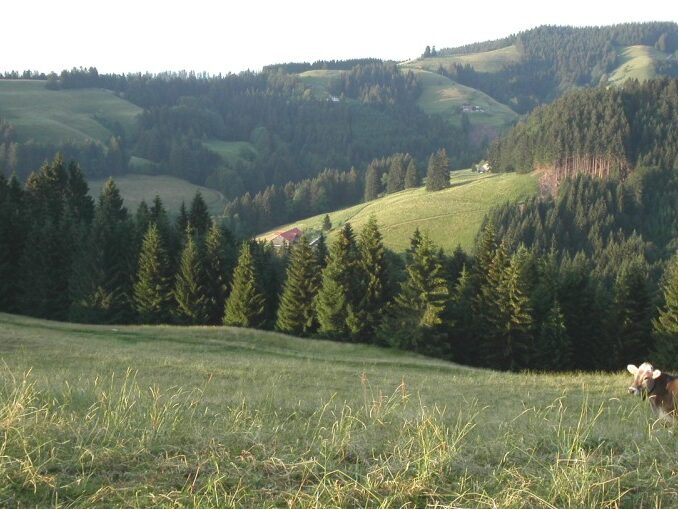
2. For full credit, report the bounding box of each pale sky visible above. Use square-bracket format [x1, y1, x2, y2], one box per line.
[4, 0, 677, 75]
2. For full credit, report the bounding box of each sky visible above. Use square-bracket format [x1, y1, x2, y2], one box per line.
[4, 0, 677, 75]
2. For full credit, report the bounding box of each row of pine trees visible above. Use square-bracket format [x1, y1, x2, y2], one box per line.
[2, 155, 677, 371]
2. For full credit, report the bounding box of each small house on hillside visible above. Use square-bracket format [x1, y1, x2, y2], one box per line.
[271, 227, 303, 248]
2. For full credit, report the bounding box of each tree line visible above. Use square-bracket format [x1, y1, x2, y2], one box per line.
[223, 148, 451, 237]
[2, 155, 676, 371]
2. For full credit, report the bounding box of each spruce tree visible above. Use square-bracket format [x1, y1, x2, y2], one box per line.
[384, 231, 449, 353]
[224, 241, 266, 328]
[612, 258, 653, 367]
[275, 237, 321, 335]
[70, 179, 136, 323]
[426, 148, 450, 191]
[315, 223, 360, 339]
[653, 253, 678, 369]
[134, 223, 174, 324]
[315, 232, 329, 270]
[537, 300, 572, 371]
[189, 191, 211, 236]
[174, 227, 209, 324]
[364, 162, 381, 201]
[322, 214, 332, 231]
[204, 221, 234, 325]
[405, 159, 419, 188]
[354, 215, 389, 340]
[386, 157, 406, 194]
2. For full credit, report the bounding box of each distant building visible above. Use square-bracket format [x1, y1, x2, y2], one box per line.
[271, 227, 303, 248]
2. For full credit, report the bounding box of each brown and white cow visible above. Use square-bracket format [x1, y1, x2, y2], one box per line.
[627, 362, 678, 422]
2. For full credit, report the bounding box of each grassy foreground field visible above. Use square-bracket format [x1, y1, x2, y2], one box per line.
[88, 174, 226, 214]
[261, 170, 538, 253]
[0, 312, 675, 508]
[0, 80, 141, 144]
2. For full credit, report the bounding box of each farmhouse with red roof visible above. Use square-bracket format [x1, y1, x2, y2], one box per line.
[271, 227, 303, 248]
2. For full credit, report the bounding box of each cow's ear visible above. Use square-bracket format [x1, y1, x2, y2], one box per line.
[652, 369, 662, 379]
[627, 364, 639, 375]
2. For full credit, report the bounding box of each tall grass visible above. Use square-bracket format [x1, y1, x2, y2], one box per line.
[2, 314, 678, 507]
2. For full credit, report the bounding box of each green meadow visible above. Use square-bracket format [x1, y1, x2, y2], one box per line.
[88, 174, 226, 214]
[411, 70, 518, 128]
[0, 312, 674, 508]
[0, 80, 141, 144]
[202, 140, 258, 166]
[402, 44, 522, 74]
[608, 45, 669, 85]
[260, 170, 538, 253]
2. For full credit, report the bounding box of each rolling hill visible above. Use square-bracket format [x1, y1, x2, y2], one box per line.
[409, 69, 518, 129]
[607, 44, 672, 85]
[0, 311, 672, 507]
[0, 80, 141, 144]
[403, 44, 522, 73]
[259, 170, 538, 253]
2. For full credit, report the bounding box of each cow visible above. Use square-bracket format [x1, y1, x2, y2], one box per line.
[627, 362, 678, 422]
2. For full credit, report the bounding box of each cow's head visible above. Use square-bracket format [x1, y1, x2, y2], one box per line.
[627, 362, 662, 397]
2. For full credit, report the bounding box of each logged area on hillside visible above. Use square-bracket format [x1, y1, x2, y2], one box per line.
[1, 312, 676, 507]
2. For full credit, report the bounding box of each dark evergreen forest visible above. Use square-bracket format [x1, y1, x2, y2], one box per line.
[1, 151, 677, 372]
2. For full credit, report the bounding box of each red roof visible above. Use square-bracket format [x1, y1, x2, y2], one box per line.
[276, 227, 302, 241]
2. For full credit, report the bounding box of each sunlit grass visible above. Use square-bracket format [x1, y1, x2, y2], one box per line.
[259, 170, 538, 253]
[1, 312, 676, 507]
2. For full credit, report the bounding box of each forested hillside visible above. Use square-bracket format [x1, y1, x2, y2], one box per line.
[434, 22, 678, 112]
[0, 64, 475, 202]
[488, 78, 678, 180]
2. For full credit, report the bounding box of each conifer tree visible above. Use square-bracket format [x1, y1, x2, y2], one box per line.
[386, 157, 406, 194]
[176, 201, 189, 234]
[426, 148, 450, 191]
[364, 162, 381, 201]
[322, 214, 332, 231]
[224, 241, 266, 328]
[405, 159, 419, 188]
[276, 237, 321, 335]
[134, 223, 173, 324]
[174, 226, 209, 324]
[537, 300, 572, 370]
[0, 174, 26, 312]
[447, 265, 475, 363]
[653, 253, 678, 368]
[354, 215, 389, 340]
[315, 232, 329, 270]
[189, 191, 211, 236]
[612, 258, 653, 366]
[204, 221, 234, 325]
[70, 179, 136, 323]
[384, 231, 449, 352]
[315, 223, 360, 339]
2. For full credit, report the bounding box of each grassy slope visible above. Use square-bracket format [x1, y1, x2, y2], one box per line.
[260, 170, 537, 253]
[403, 44, 522, 73]
[298, 69, 344, 99]
[88, 174, 226, 214]
[0, 80, 141, 144]
[202, 139, 257, 166]
[411, 69, 518, 128]
[0, 312, 673, 508]
[608, 45, 669, 85]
